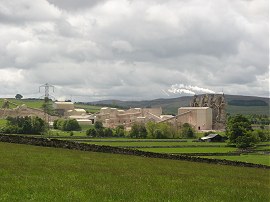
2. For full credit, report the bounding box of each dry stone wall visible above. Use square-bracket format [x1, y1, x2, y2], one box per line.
[0, 134, 269, 169]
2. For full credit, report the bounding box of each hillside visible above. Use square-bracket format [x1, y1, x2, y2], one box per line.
[88, 95, 270, 115]
[1, 95, 269, 116]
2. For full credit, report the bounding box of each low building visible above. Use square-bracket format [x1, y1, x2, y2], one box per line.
[53, 102, 75, 116]
[96, 107, 166, 128]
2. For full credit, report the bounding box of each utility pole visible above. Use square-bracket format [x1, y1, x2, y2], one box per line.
[39, 83, 55, 126]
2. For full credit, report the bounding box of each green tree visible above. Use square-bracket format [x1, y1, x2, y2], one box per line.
[2, 116, 46, 134]
[53, 119, 81, 131]
[15, 94, 23, 99]
[226, 114, 253, 143]
[86, 128, 97, 137]
[129, 123, 147, 138]
[64, 119, 81, 131]
[104, 128, 113, 137]
[115, 125, 125, 137]
[153, 129, 166, 139]
[235, 131, 259, 148]
[180, 123, 195, 138]
[146, 121, 156, 138]
[94, 121, 103, 130]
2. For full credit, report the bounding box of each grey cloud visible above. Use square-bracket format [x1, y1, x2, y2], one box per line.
[47, 0, 107, 11]
[0, 0, 268, 100]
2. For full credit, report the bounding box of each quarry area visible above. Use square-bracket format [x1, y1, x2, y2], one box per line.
[0, 94, 226, 131]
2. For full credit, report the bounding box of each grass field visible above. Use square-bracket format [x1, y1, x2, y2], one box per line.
[81, 141, 227, 147]
[0, 98, 45, 109]
[0, 142, 269, 201]
[138, 147, 237, 153]
[74, 103, 101, 113]
[204, 154, 270, 166]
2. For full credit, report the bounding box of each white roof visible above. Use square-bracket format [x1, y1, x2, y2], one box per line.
[54, 102, 74, 105]
[74, 109, 86, 112]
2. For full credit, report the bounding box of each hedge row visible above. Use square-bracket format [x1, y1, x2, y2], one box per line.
[0, 134, 269, 169]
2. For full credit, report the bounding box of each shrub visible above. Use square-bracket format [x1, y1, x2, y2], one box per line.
[104, 128, 113, 137]
[235, 131, 259, 148]
[180, 123, 196, 138]
[115, 125, 125, 137]
[86, 128, 97, 137]
[226, 114, 252, 143]
[54, 119, 81, 131]
[129, 123, 147, 138]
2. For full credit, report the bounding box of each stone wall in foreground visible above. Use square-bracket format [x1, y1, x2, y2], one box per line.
[0, 134, 269, 169]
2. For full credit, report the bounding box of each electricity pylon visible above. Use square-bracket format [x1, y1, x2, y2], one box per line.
[39, 83, 55, 125]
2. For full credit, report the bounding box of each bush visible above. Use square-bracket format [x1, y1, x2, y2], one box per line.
[115, 125, 125, 137]
[94, 121, 103, 130]
[226, 114, 252, 143]
[104, 128, 113, 137]
[86, 128, 97, 137]
[180, 123, 195, 138]
[129, 123, 147, 138]
[54, 119, 81, 131]
[253, 129, 269, 142]
[235, 131, 259, 148]
[153, 129, 167, 139]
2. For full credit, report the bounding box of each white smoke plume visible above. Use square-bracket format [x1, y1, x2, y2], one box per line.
[168, 84, 215, 95]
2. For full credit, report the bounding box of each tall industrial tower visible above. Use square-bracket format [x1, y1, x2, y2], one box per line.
[39, 83, 55, 124]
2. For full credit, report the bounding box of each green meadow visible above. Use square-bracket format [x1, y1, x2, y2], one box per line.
[0, 142, 269, 202]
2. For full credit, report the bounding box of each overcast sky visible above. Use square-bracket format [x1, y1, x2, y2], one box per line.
[0, 0, 268, 101]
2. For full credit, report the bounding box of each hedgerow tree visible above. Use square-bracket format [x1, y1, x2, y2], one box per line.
[226, 114, 258, 148]
[226, 114, 252, 143]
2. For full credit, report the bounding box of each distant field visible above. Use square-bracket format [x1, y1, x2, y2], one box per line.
[138, 147, 237, 153]
[74, 103, 101, 113]
[81, 141, 227, 147]
[0, 98, 101, 114]
[0, 142, 269, 201]
[0, 98, 46, 109]
[204, 154, 270, 166]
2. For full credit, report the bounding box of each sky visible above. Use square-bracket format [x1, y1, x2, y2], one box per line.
[0, 0, 269, 101]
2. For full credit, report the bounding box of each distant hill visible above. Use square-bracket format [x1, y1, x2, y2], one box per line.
[87, 95, 270, 116]
[1, 95, 269, 116]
